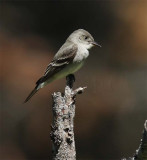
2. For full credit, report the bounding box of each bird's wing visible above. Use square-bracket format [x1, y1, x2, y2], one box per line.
[36, 44, 78, 85]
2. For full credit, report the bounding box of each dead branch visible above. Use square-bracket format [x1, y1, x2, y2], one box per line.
[50, 74, 86, 160]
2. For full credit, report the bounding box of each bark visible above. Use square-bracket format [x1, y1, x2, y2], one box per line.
[50, 75, 147, 160]
[50, 74, 86, 160]
[123, 120, 147, 160]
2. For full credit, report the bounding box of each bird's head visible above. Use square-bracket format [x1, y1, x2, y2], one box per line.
[67, 29, 101, 50]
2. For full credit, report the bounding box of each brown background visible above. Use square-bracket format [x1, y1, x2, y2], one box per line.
[0, 1, 147, 160]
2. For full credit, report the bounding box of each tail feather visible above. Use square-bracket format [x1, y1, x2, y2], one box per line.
[24, 87, 39, 103]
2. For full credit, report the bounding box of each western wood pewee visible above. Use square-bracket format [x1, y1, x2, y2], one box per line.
[24, 29, 101, 102]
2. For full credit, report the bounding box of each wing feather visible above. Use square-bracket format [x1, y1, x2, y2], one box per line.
[36, 44, 77, 85]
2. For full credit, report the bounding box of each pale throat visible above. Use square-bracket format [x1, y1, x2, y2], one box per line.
[73, 44, 89, 62]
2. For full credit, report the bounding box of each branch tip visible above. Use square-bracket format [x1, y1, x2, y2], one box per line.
[144, 120, 147, 131]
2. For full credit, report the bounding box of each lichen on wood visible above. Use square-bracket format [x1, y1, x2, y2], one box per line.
[50, 74, 86, 160]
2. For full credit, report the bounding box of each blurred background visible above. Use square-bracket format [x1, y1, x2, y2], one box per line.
[1, 1, 147, 160]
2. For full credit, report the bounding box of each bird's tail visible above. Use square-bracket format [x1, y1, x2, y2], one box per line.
[24, 86, 39, 103]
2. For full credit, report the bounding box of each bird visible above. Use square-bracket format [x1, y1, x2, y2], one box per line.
[24, 29, 101, 103]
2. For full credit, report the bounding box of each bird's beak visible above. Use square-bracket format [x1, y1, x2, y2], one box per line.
[92, 41, 102, 47]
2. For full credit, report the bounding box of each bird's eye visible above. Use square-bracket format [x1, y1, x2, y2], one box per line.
[79, 35, 88, 41]
[84, 36, 88, 40]
[85, 36, 88, 40]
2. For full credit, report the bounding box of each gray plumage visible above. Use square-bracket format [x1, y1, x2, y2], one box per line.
[24, 29, 101, 103]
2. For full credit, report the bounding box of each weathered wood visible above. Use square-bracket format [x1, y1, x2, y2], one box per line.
[133, 120, 147, 160]
[50, 74, 86, 160]
[122, 120, 147, 160]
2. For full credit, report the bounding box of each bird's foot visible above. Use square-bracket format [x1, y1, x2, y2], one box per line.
[66, 74, 75, 88]
[66, 74, 75, 82]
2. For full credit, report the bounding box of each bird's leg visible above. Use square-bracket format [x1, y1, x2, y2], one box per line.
[66, 74, 75, 88]
[68, 74, 75, 82]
